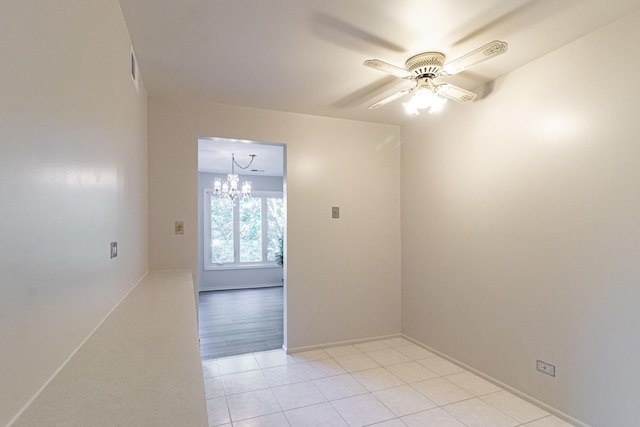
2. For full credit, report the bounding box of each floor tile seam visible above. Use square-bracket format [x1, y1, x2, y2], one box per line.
[264, 376, 312, 388]
[330, 393, 399, 427]
[235, 411, 294, 427]
[223, 370, 307, 396]
[406, 381, 477, 407]
[305, 372, 350, 382]
[475, 392, 553, 425]
[438, 374, 504, 398]
[421, 372, 469, 387]
[324, 349, 365, 358]
[330, 356, 383, 371]
[282, 404, 353, 427]
[437, 398, 484, 427]
[230, 408, 283, 425]
[326, 398, 384, 427]
[517, 415, 559, 426]
[257, 359, 301, 367]
[510, 414, 556, 427]
[227, 389, 284, 424]
[220, 395, 232, 427]
[221, 383, 272, 397]
[293, 356, 334, 365]
[348, 362, 405, 374]
[376, 402, 441, 422]
[348, 372, 403, 392]
[316, 388, 371, 402]
[218, 366, 263, 376]
[310, 372, 373, 398]
[439, 395, 525, 427]
[254, 358, 300, 367]
[272, 394, 330, 412]
[324, 357, 370, 371]
[390, 358, 440, 367]
[360, 383, 434, 420]
[255, 363, 295, 370]
[221, 369, 268, 380]
[282, 399, 349, 418]
[226, 364, 308, 389]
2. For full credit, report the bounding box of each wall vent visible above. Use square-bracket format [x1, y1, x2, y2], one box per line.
[130, 45, 139, 94]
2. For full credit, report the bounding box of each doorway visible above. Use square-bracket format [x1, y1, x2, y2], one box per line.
[197, 137, 286, 360]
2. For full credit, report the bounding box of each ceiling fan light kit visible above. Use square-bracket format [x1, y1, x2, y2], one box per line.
[402, 79, 447, 115]
[363, 40, 508, 115]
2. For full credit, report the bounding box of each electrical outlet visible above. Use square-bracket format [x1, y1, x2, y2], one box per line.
[175, 220, 185, 235]
[110, 242, 118, 259]
[332, 207, 340, 219]
[536, 360, 555, 377]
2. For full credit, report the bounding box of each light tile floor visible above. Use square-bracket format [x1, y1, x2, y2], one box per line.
[202, 337, 575, 427]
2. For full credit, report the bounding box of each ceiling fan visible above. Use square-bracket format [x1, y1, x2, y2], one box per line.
[363, 40, 508, 114]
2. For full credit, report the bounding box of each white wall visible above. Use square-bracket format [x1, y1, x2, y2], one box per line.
[149, 98, 401, 349]
[401, 11, 640, 427]
[0, 1, 148, 425]
[198, 172, 284, 291]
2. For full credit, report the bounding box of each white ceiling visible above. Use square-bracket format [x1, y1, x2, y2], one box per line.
[119, 0, 640, 173]
[198, 137, 284, 177]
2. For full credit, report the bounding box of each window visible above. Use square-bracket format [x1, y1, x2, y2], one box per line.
[204, 190, 284, 270]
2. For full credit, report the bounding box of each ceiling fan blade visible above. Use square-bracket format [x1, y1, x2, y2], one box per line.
[368, 88, 413, 109]
[441, 40, 508, 76]
[436, 83, 477, 103]
[363, 59, 411, 79]
[313, 13, 406, 53]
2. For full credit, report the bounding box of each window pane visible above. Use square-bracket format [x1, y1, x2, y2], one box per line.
[267, 198, 284, 262]
[239, 197, 262, 262]
[210, 197, 234, 263]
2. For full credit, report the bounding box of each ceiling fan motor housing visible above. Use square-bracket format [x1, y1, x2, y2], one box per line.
[405, 52, 445, 79]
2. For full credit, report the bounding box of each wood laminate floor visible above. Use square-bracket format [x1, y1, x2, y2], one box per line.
[199, 286, 284, 360]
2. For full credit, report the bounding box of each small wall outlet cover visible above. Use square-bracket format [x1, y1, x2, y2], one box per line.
[332, 207, 340, 219]
[536, 360, 556, 377]
[175, 220, 185, 235]
[110, 242, 118, 258]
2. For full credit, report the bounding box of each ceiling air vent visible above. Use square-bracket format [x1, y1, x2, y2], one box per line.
[130, 44, 139, 94]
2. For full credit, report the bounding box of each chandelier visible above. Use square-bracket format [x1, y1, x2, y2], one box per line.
[403, 78, 447, 115]
[213, 153, 256, 201]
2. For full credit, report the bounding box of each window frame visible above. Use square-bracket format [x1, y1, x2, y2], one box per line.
[203, 189, 283, 271]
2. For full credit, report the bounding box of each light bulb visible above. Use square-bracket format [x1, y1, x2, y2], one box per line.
[429, 95, 447, 113]
[403, 102, 419, 115]
[241, 181, 252, 198]
[411, 87, 435, 109]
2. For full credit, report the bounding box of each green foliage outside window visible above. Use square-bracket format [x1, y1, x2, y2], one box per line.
[209, 194, 284, 265]
[210, 197, 234, 263]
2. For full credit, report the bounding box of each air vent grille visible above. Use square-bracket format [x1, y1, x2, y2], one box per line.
[405, 52, 445, 78]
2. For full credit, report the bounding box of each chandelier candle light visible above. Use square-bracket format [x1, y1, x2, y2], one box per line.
[213, 153, 256, 201]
